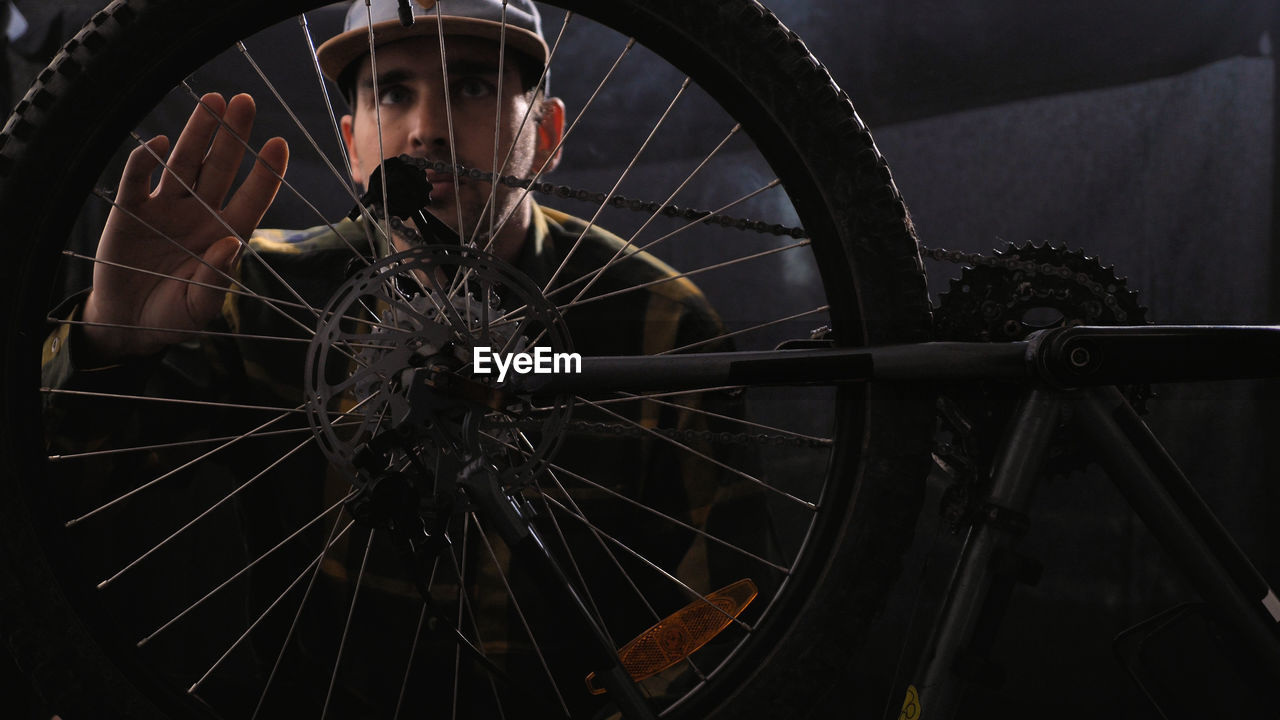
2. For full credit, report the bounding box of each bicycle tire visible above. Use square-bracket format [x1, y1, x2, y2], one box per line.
[0, 0, 934, 718]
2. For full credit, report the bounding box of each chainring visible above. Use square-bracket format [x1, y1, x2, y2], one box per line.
[931, 242, 1150, 529]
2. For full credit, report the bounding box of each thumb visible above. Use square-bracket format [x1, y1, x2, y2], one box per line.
[186, 236, 241, 324]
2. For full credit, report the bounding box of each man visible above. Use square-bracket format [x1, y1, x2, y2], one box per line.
[77, 0, 568, 361]
[43, 0, 762, 716]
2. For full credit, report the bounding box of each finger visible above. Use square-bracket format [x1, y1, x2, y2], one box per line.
[157, 92, 226, 197]
[195, 93, 256, 207]
[224, 136, 289, 237]
[186, 236, 240, 325]
[118, 135, 170, 206]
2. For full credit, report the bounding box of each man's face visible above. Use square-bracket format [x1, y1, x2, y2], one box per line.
[341, 34, 563, 259]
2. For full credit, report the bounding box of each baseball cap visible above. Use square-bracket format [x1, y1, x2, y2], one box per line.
[316, 0, 550, 84]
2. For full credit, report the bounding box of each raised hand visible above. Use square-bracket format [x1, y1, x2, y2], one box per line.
[81, 92, 290, 363]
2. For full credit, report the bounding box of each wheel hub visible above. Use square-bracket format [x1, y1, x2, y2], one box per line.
[304, 244, 574, 490]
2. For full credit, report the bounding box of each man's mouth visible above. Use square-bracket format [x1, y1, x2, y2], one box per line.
[423, 171, 456, 204]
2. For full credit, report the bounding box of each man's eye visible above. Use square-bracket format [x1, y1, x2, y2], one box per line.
[455, 77, 494, 99]
[378, 85, 411, 105]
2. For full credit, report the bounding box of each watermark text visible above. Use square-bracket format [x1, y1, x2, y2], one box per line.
[473, 346, 582, 382]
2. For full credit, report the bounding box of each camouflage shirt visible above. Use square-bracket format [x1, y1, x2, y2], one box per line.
[41, 204, 753, 715]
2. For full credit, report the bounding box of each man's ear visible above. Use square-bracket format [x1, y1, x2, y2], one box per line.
[534, 97, 566, 173]
[340, 113, 362, 188]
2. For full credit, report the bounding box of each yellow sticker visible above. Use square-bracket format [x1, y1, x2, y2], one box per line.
[899, 684, 921, 720]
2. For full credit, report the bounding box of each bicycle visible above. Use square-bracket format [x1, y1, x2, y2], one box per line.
[0, 1, 1272, 719]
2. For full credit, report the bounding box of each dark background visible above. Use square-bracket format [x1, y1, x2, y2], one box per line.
[3, 0, 1278, 717]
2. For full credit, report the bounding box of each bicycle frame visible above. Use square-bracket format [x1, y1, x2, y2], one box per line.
[530, 324, 1280, 717]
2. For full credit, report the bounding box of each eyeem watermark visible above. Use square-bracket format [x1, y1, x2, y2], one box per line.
[473, 346, 582, 382]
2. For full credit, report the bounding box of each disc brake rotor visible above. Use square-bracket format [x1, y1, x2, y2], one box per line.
[303, 244, 574, 489]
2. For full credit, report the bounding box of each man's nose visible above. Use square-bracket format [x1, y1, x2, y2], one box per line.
[406, 97, 451, 154]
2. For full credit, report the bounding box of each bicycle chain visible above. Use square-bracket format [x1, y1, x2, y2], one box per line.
[382, 157, 1130, 447]
[399, 154, 808, 238]
[394, 155, 1127, 315]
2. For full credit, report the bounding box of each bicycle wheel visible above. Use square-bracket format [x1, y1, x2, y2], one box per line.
[0, 0, 933, 718]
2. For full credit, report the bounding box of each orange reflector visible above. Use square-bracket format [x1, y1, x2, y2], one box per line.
[585, 578, 757, 695]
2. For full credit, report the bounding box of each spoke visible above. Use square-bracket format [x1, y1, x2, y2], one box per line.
[500, 179, 798, 344]
[440, 520, 510, 720]
[392, 559, 438, 720]
[297, 14, 359, 194]
[320, 528, 376, 720]
[63, 246, 315, 330]
[529, 464, 710, 684]
[555, 239, 811, 314]
[482, 2, 509, 252]
[608, 390, 832, 447]
[534, 476, 658, 624]
[64, 406, 300, 528]
[50, 316, 312, 347]
[385, 257, 477, 339]
[432, 2, 467, 242]
[336, 251, 470, 342]
[503, 433, 627, 640]
[413, 253, 484, 340]
[576, 396, 817, 510]
[65, 232, 371, 368]
[469, 10, 573, 251]
[470, 511, 571, 717]
[233, 41, 392, 251]
[495, 313, 536, 359]
[488, 37, 637, 244]
[536, 385, 748, 410]
[488, 432, 707, 684]
[61, 394, 371, 528]
[359, 7, 394, 245]
[128, 132, 329, 325]
[62, 236, 382, 351]
[541, 493, 754, 633]
[545, 454, 787, 573]
[565, 124, 741, 306]
[43, 387, 328, 416]
[543, 179, 789, 305]
[451, 513, 471, 720]
[138, 490, 355, 648]
[88, 188, 305, 318]
[298, 12, 382, 259]
[446, 10, 576, 300]
[97, 432, 320, 590]
[542, 77, 692, 294]
[494, 430, 788, 576]
[355, 293, 386, 328]
[49, 422, 314, 462]
[250, 515, 355, 720]
[191, 517, 357, 694]
[179, 82, 374, 266]
[541, 387, 832, 448]
[659, 305, 830, 356]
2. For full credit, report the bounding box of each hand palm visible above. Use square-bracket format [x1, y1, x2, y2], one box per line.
[83, 93, 289, 362]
